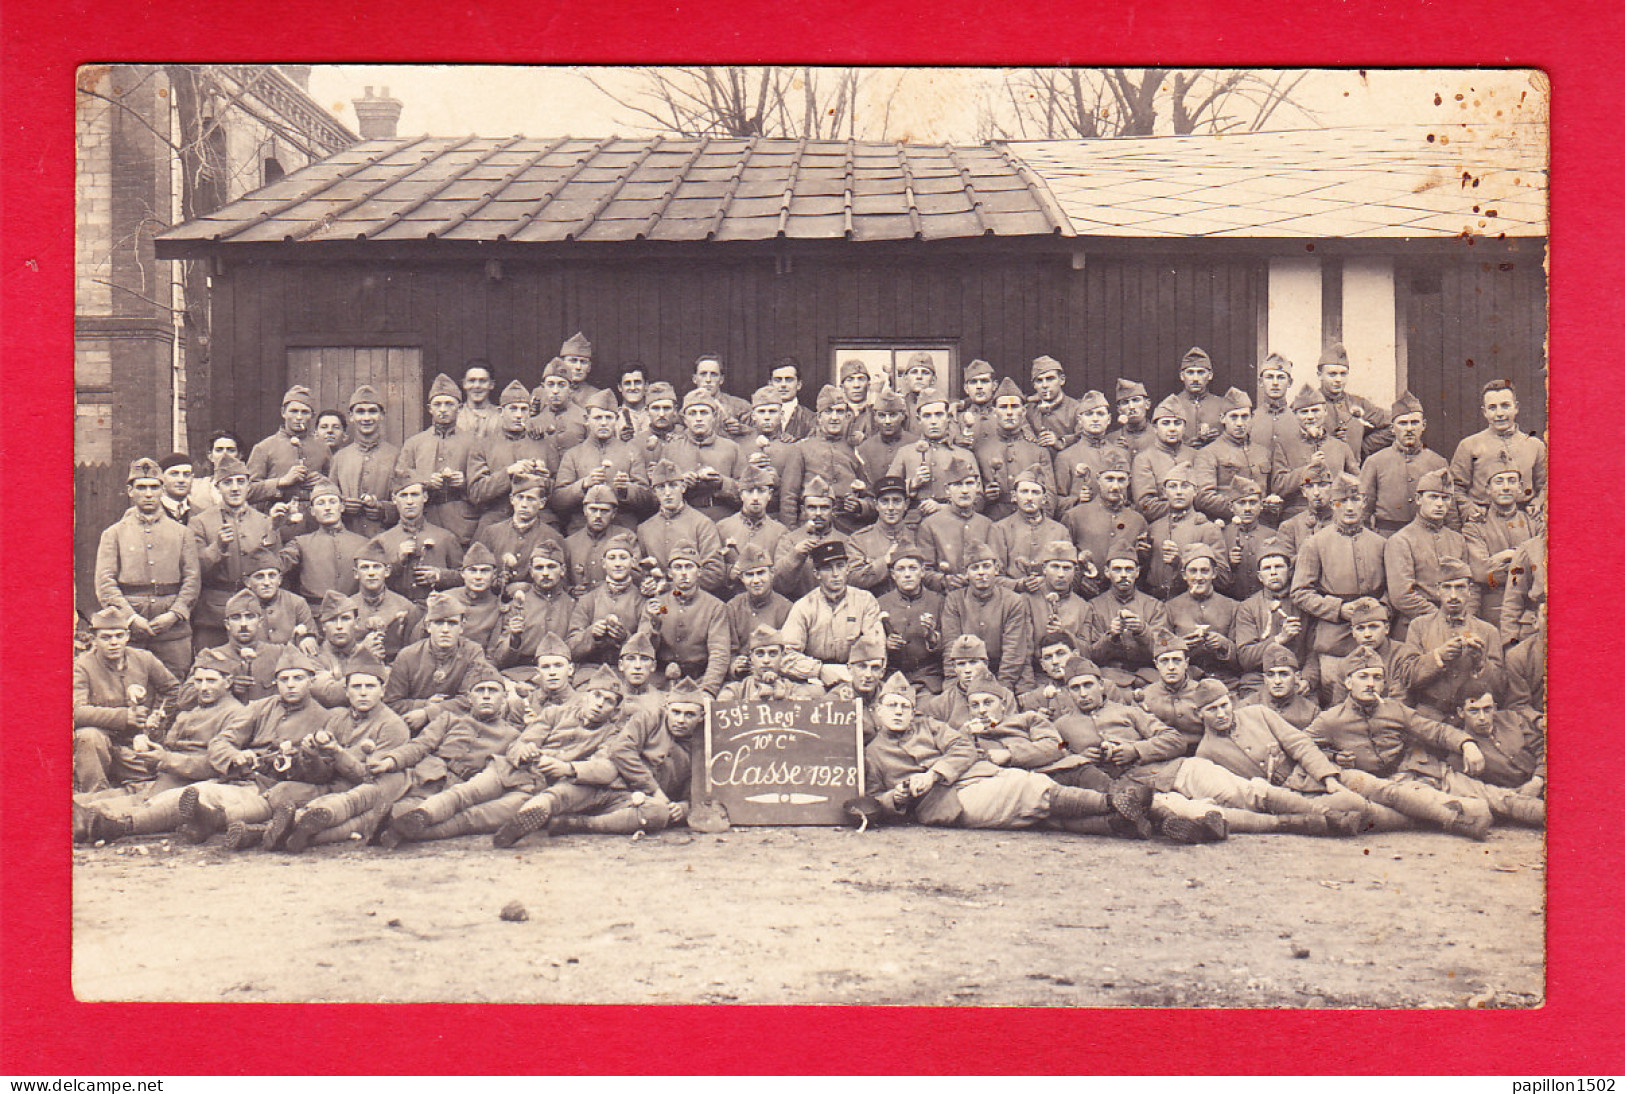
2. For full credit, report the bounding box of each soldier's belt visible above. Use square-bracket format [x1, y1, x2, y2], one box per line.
[119, 582, 182, 597]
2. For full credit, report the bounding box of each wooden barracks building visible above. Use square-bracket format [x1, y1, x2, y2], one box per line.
[152, 123, 1546, 461]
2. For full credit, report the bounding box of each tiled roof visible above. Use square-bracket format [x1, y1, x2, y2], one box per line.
[1008, 123, 1546, 238]
[156, 135, 1069, 245]
[156, 125, 1547, 250]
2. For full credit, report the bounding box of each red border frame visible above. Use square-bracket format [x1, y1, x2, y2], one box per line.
[5, 0, 1621, 1074]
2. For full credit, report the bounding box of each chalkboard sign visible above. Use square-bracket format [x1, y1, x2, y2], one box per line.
[699, 697, 865, 826]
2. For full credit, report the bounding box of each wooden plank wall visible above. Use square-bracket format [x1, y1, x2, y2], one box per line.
[1399, 251, 1548, 457]
[205, 251, 1267, 448]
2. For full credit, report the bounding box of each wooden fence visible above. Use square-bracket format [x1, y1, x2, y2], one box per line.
[75, 462, 127, 621]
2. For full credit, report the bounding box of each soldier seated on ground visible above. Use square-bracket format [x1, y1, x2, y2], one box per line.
[373, 665, 523, 849]
[1305, 652, 1499, 840]
[850, 672, 1133, 835]
[72, 646, 242, 845]
[248, 655, 411, 853]
[718, 626, 827, 703]
[72, 607, 180, 794]
[491, 670, 662, 847]
[1167, 679, 1372, 838]
[384, 592, 498, 731]
[176, 646, 332, 845]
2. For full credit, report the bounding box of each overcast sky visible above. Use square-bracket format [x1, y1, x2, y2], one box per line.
[306, 66, 1546, 143]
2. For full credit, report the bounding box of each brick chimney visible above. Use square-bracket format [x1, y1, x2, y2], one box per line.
[352, 86, 403, 140]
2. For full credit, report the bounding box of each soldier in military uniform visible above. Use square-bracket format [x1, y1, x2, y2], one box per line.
[95, 457, 201, 675]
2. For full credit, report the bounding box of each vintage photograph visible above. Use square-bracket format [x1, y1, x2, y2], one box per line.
[72, 64, 1547, 1006]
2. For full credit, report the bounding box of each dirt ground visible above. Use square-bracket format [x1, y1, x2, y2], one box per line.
[73, 824, 1544, 1007]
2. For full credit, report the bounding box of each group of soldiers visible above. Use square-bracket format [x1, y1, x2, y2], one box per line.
[74, 332, 1548, 851]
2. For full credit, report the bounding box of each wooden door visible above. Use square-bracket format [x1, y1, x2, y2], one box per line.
[286, 346, 424, 449]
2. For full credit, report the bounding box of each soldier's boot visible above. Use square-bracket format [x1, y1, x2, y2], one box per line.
[1258, 782, 1335, 817]
[1160, 810, 1229, 844]
[1045, 784, 1111, 820]
[416, 813, 480, 842]
[552, 802, 669, 836]
[1046, 815, 1118, 836]
[284, 805, 337, 854]
[493, 802, 553, 849]
[1495, 793, 1545, 828]
[1106, 778, 1158, 839]
[1344, 772, 1491, 839]
[88, 810, 134, 845]
[394, 789, 460, 840]
[1265, 814, 1334, 836]
[177, 786, 226, 845]
[223, 821, 267, 851]
[1442, 797, 1494, 840]
[71, 801, 96, 844]
[262, 804, 298, 852]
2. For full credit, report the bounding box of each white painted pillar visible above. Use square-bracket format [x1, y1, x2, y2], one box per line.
[1266, 257, 1323, 384]
[1341, 257, 1399, 406]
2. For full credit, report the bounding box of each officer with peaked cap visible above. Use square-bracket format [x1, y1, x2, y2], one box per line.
[94, 456, 201, 676]
[329, 384, 401, 539]
[1359, 391, 1452, 534]
[779, 539, 887, 687]
[849, 475, 935, 595]
[393, 372, 492, 546]
[245, 383, 332, 509]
